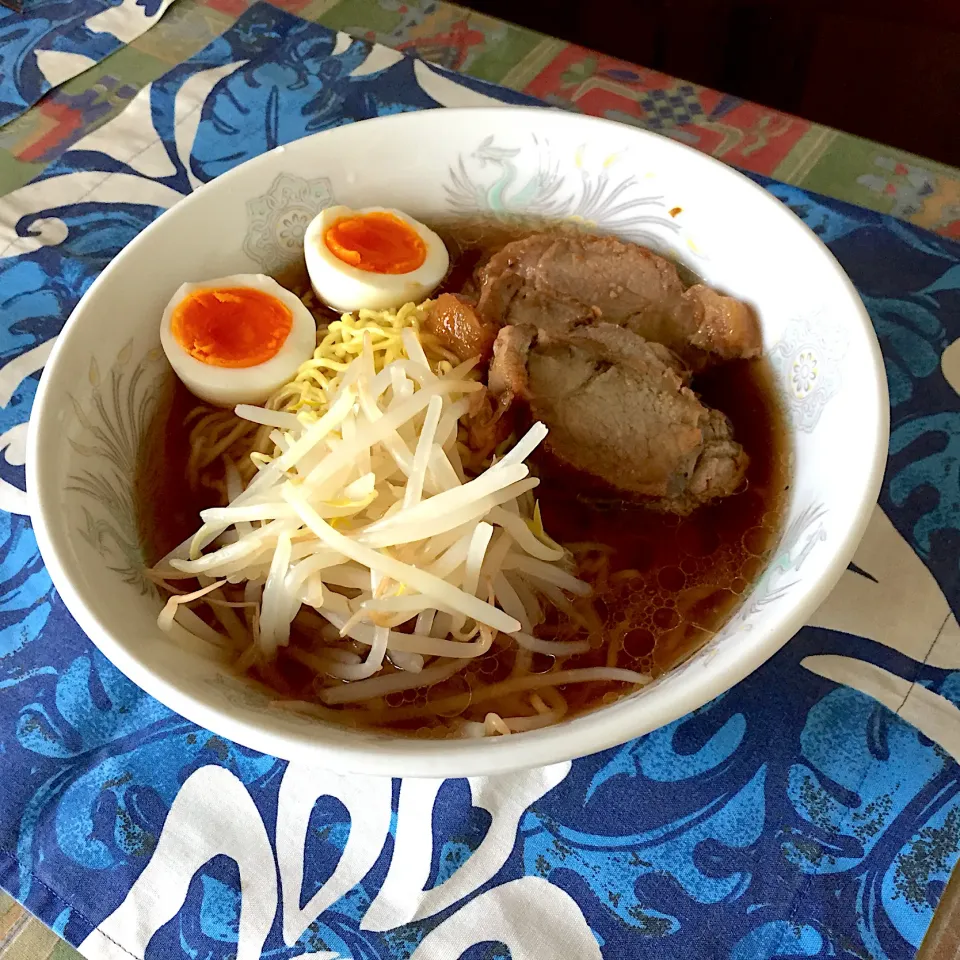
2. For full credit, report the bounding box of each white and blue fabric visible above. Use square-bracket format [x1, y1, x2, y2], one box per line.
[0, 5, 959, 958]
[0, 0, 177, 126]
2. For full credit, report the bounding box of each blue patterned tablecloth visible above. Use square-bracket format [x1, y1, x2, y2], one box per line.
[1, 4, 960, 958]
[0, 0, 178, 127]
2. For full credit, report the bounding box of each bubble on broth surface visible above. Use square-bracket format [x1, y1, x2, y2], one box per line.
[652, 607, 680, 630]
[530, 652, 556, 674]
[427, 674, 472, 717]
[623, 627, 655, 660]
[658, 564, 685, 591]
[743, 526, 770, 556]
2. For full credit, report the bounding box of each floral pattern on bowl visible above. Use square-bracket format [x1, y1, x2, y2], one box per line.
[444, 134, 689, 250]
[65, 342, 166, 595]
[769, 314, 848, 433]
[243, 172, 336, 274]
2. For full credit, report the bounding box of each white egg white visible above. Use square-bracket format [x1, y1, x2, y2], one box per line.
[304, 205, 449, 313]
[159, 273, 317, 408]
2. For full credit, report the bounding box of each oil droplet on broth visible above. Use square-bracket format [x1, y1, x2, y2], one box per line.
[622, 627, 655, 660]
[529, 652, 556, 674]
[427, 674, 472, 717]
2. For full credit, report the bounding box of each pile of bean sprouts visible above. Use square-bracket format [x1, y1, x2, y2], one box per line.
[152, 300, 648, 736]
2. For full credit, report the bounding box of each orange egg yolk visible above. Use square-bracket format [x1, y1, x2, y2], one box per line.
[171, 287, 293, 368]
[324, 212, 426, 274]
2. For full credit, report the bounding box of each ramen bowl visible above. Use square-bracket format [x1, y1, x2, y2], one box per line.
[28, 107, 888, 777]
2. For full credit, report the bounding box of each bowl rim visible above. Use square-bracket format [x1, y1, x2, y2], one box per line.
[26, 106, 890, 777]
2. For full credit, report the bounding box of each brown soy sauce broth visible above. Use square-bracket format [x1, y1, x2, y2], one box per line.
[136, 217, 790, 735]
[535, 357, 788, 708]
[137, 374, 215, 564]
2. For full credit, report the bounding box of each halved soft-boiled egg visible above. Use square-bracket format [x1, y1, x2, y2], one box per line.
[160, 274, 317, 407]
[304, 206, 449, 312]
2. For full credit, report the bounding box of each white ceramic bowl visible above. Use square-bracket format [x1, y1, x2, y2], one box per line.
[27, 107, 888, 777]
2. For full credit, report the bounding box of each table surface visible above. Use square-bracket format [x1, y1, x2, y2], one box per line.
[3, 0, 960, 236]
[2, 1, 959, 957]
